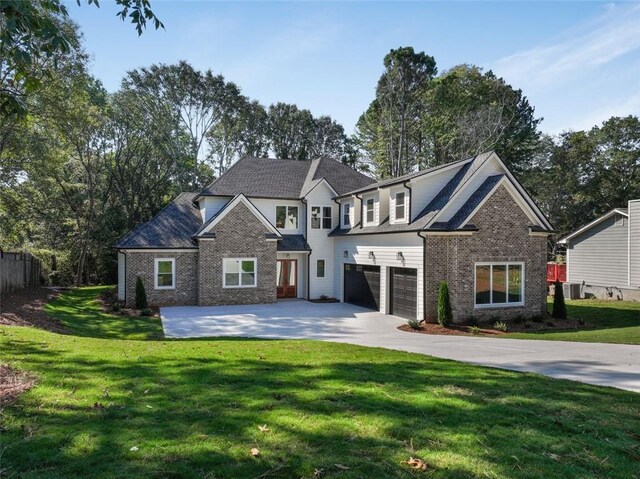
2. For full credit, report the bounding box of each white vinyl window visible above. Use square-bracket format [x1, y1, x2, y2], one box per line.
[342, 203, 351, 227]
[474, 262, 524, 308]
[394, 192, 406, 221]
[154, 258, 175, 289]
[276, 206, 298, 229]
[365, 198, 375, 225]
[317, 259, 325, 278]
[311, 206, 332, 229]
[223, 258, 257, 288]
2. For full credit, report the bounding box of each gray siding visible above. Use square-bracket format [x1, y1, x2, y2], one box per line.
[567, 214, 628, 286]
[630, 200, 640, 286]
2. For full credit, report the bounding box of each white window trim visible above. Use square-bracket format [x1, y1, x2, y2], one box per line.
[311, 205, 333, 230]
[223, 257, 257, 288]
[392, 191, 407, 223]
[342, 202, 352, 228]
[276, 205, 298, 230]
[316, 259, 326, 278]
[364, 197, 376, 226]
[474, 261, 525, 309]
[154, 258, 175, 290]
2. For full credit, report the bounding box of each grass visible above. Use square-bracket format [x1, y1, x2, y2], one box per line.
[1, 288, 639, 478]
[506, 299, 640, 345]
[44, 286, 164, 340]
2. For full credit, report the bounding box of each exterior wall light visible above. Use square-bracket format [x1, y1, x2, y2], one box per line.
[343, 250, 349, 258]
[397, 252, 404, 261]
[368, 251, 375, 260]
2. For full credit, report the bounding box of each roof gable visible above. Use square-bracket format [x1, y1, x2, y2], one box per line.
[195, 194, 282, 238]
[559, 209, 628, 244]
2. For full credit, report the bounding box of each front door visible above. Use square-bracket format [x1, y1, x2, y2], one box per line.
[277, 259, 297, 298]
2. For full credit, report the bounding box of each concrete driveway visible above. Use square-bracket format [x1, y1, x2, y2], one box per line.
[161, 300, 640, 393]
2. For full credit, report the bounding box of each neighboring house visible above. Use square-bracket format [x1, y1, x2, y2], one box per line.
[559, 200, 640, 301]
[116, 152, 554, 321]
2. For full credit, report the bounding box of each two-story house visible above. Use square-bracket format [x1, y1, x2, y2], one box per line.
[115, 151, 554, 322]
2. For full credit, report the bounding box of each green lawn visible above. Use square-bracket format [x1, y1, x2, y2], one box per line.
[1, 287, 639, 478]
[506, 299, 640, 344]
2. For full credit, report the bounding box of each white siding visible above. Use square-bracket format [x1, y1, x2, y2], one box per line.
[566, 214, 629, 286]
[276, 252, 308, 299]
[117, 252, 125, 300]
[202, 196, 230, 222]
[306, 183, 336, 298]
[334, 233, 424, 318]
[629, 200, 640, 286]
[250, 198, 305, 235]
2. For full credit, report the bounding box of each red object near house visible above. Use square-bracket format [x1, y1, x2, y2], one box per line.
[546, 263, 567, 284]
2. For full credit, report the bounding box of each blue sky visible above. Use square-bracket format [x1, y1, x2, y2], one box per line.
[69, 1, 640, 135]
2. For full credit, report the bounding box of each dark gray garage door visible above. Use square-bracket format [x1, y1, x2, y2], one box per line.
[344, 263, 380, 311]
[390, 267, 417, 320]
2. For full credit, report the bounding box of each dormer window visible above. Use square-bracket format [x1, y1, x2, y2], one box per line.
[342, 203, 351, 227]
[365, 198, 375, 224]
[395, 192, 406, 221]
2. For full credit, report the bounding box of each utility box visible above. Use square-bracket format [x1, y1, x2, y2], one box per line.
[563, 282, 581, 300]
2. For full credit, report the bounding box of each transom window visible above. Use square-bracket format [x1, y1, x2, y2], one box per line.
[223, 258, 257, 288]
[342, 203, 351, 227]
[395, 192, 406, 221]
[475, 262, 524, 307]
[276, 206, 298, 229]
[317, 259, 325, 278]
[365, 198, 375, 224]
[311, 206, 332, 229]
[154, 258, 175, 289]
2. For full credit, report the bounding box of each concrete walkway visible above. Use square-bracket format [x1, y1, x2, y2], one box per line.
[161, 300, 640, 393]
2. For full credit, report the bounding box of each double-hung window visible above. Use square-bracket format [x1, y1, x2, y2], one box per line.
[365, 198, 375, 224]
[223, 258, 257, 288]
[276, 206, 298, 229]
[474, 262, 524, 307]
[342, 203, 351, 227]
[311, 206, 332, 229]
[395, 192, 406, 221]
[154, 258, 175, 289]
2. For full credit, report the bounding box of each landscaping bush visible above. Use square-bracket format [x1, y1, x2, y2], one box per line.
[437, 281, 453, 327]
[140, 308, 153, 317]
[110, 302, 122, 313]
[135, 276, 148, 310]
[493, 321, 508, 332]
[469, 326, 481, 335]
[552, 281, 567, 319]
[407, 318, 421, 330]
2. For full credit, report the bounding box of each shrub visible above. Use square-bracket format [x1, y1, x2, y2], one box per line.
[552, 281, 567, 319]
[111, 302, 122, 313]
[437, 281, 453, 327]
[493, 321, 508, 332]
[140, 308, 153, 317]
[135, 276, 148, 310]
[407, 318, 421, 330]
[469, 326, 481, 335]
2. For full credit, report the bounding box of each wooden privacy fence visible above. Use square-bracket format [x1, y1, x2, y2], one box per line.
[0, 251, 42, 295]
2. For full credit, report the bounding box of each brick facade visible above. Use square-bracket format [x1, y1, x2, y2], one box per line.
[124, 251, 198, 307]
[424, 185, 548, 322]
[197, 202, 277, 306]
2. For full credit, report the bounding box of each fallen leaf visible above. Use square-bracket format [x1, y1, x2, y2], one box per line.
[130, 446, 139, 452]
[544, 453, 561, 461]
[146, 405, 153, 409]
[258, 425, 269, 432]
[144, 389, 149, 394]
[402, 457, 428, 471]
[251, 447, 260, 457]
[334, 464, 350, 470]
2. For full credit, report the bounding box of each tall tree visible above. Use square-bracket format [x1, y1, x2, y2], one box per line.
[355, 47, 437, 178]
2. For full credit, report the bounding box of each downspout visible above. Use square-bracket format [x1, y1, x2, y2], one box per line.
[403, 180, 413, 222]
[355, 193, 363, 229]
[301, 197, 311, 300]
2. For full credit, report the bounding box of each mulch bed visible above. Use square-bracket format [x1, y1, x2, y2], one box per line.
[0, 287, 68, 334]
[0, 364, 36, 409]
[398, 317, 589, 337]
[99, 289, 160, 318]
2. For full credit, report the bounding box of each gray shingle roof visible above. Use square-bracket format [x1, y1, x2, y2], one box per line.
[446, 174, 504, 229]
[198, 156, 375, 199]
[115, 193, 200, 249]
[277, 235, 311, 251]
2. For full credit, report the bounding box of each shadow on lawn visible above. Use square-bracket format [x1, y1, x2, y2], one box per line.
[3, 338, 639, 479]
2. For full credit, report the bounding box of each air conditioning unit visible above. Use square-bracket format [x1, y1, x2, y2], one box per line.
[563, 282, 581, 300]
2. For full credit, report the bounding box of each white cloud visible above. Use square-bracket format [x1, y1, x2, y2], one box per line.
[493, 3, 640, 88]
